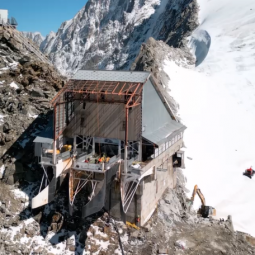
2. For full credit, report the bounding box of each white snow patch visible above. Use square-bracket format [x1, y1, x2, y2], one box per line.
[0, 114, 6, 123]
[11, 188, 29, 201]
[28, 113, 38, 118]
[10, 81, 19, 89]
[0, 164, 5, 179]
[0, 67, 9, 71]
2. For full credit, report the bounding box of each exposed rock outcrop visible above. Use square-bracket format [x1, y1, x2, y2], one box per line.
[131, 37, 195, 118]
[0, 26, 65, 183]
[21, 32, 45, 47]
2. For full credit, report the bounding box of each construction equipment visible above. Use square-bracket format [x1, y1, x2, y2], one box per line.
[243, 167, 255, 179]
[126, 221, 140, 230]
[189, 185, 216, 218]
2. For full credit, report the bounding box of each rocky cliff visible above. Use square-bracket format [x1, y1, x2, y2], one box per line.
[21, 31, 45, 47]
[131, 37, 195, 119]
[40, 0, 198, 76]
[0, 26, 64, 184]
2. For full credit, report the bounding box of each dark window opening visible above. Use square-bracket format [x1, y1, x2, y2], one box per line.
[142, 138, 155, 162]
[101, 91, 105, 101]
[172, 152, 182, 167]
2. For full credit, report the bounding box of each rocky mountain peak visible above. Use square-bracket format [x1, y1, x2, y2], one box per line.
[21, 31, 45, 47]
[40, 0, 198, 77]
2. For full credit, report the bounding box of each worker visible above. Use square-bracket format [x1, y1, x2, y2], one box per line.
[244, 166, 254, 179]
[62, 142, 72, 152]
[247, 167, 253, 177]
[99, 154, 107, 163]
[136, 215, 140, 227]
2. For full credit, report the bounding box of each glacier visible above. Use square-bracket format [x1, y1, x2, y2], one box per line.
[165, 0, 255, 236]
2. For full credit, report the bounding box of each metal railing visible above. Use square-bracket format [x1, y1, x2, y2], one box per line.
[73, 154, 121, 171]
[74, 161, 104, 171]
[40, 151, 72, 165]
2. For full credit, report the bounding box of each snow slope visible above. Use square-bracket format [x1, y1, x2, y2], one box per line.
[165, 0, 255, 236]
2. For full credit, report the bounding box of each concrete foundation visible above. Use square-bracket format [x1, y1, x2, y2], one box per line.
[107, 139, 183, 225]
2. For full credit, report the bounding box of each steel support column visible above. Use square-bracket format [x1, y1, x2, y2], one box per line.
[53, 105, 57, 165]
[124, 107, 129, 174]
[92, 137, 95, 155]
[138, 139, 142, 162]
[73, 135, 77, 154]
[118, 140, 121, 157]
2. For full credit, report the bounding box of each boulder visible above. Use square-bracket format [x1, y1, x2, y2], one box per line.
[0, 133, 5, 145]
[18, 56, 31, 65]
[6, 175, 14, 185]
[5, 57, 13, 63]
[3, 122, 11, 133]
[30, 88, 44, 97]
[69, 245, 76, 252]
[3, 31, 11, 41]
[5, 134, 13, 143]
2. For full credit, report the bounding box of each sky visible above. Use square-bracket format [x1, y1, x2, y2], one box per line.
[1, 0, 88, 37]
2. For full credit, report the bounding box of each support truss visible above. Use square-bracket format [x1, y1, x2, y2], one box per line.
[121, 173, 140, 213]
[69, 169, 100, 206]
[51, 80, 146, 109]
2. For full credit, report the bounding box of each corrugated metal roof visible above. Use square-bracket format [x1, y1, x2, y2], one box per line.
[142, 121, 186, 145]
[72, 70, 151, 83]
[33, 137, 53, 144]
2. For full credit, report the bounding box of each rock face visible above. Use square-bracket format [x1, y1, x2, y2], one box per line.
[40, 0, 198, 76]
[131, 37, 195, 118]
[0, 26, 64, 183]
[21, 32, 45, 47]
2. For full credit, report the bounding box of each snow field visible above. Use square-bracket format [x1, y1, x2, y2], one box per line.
[165, 0, 255, 236]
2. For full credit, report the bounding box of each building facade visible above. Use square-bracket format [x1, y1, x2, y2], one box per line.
[33, 70, 186, 225]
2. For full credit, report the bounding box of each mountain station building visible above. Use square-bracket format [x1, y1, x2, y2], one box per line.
[32, 70, 186, 225]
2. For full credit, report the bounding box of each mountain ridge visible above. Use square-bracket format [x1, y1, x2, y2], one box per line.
[38, 0, 198, 76]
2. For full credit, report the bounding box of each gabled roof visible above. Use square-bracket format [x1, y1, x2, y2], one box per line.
[142, 122, 186, 146]
[72, 70, 151, 83]
[141, 75, 186, 146]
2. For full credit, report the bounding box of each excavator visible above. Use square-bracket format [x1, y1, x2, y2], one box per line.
[189, 185, 216, 218]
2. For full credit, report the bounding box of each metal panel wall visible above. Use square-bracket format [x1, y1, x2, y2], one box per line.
[142, 80, 180, 144]
[34, 143, 41, 157]
[64, 102, 142, 141]
[0, 10, 8, 23]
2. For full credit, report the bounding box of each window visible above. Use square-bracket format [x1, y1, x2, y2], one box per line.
[155, 148, 159, 157]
